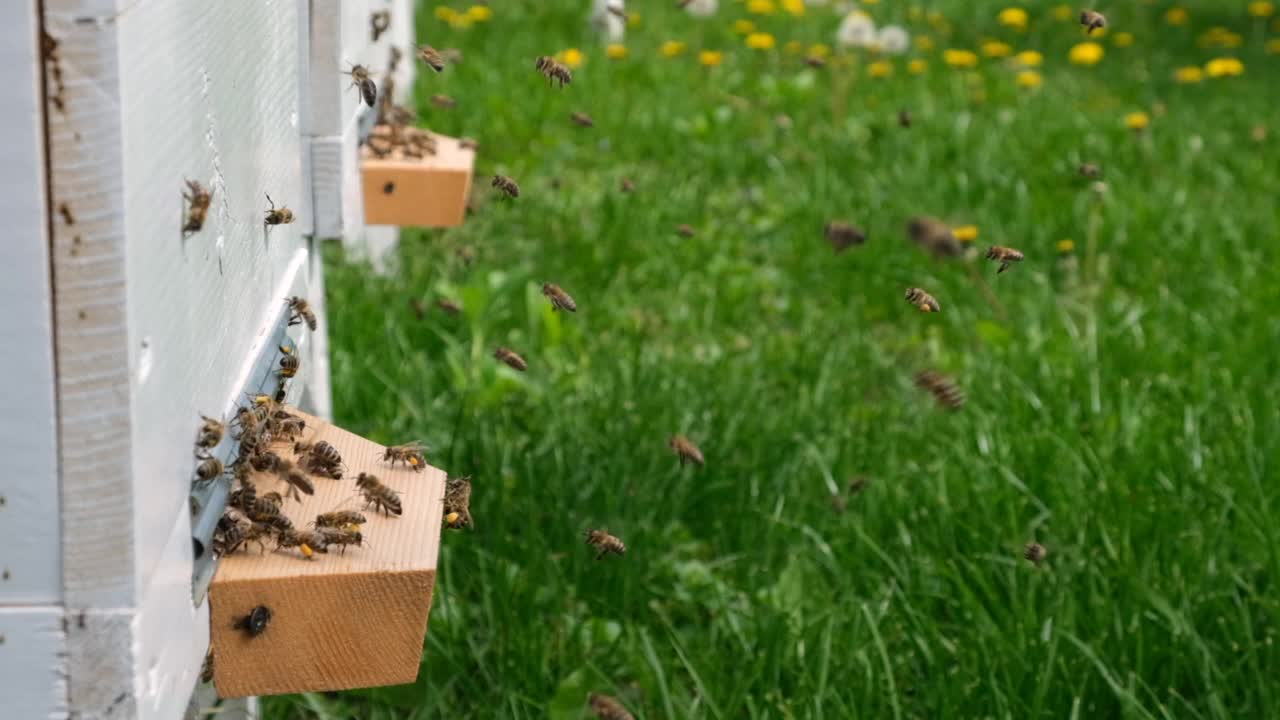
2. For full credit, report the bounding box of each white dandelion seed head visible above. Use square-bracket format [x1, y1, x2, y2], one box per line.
[836, 11, 878, 48]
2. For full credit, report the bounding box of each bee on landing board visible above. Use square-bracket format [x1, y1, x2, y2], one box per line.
[182, 179, 213, 236]
[904, 287, 941, 313]
[417, 45, 446, 72]
[669, 435, 705, 467]
[345, 63, 377, 106]
[914, 370, 965, 410]
[295, 440, 344, 477]
[588, 693, 635, 720]
[584, 529, 626, 559]
[277, 528, 328, 559]
[234, 605, 273, 636]
[314, 510, 367, 529]
[824, 221, 866, 253]
[444, 475, 472, 529]
[535, 56, 573, 87]
[287, 295, 317, 331]
[494, 347, 528, 371]
[492, 174, 520, 198]
[317, 525, 363, 554]
[383, 442, 427, 472]
[542, 283, 578, 312]
[985, 246, 1025, 274]
[264, 194, 294, 225]
[1080, 10, 1106, 34]
[356, 472, 403, 516]
[196, 415, 225, 451]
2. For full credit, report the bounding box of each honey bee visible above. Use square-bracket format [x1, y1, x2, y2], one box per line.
[278, 353, 300, 379]
[914, 370, 965, 410]
[234, 605, 273, 636]
[195, 455, 225, 483]
[314, 510, 367, 528]
[571, 111, 594, 127]
[1080, 10, 1106, 34]
[417, 45, 446, 72]
[295, 440, 343, 472]
[200, 651, 215, 684]
[430, 94, 456, 109]
[264, 194, 294, 225]
[441, 48, 464, 65]
[318, 525, 363, 554]
[588, 693, 635, 720]
[229, 482, 256, 513]
[280, 466, 315, 502]
[356, 472, 403, 516]
[620, 178, 636, 193]
[904, 287, 941, 313]
[676, 224, 695, 238]
[213, 514, 248, 556]
[804, 54, 827, 68]
[388, 45, 403, 73]
[287, 296, 317, 331]
[182, 179, 213, 236]
[196, 415, 225, 450]
[1024, 542, 1047, 564]
[535, 56, 573, 87]
[492, 174, 520, 198]
[1078, 162, 1101, 179]
[443, 475, 472, 529]
[277, 528, 328, 559]
[383, 442, 428, 472]
[249, 450, 285, 473]
[370, 10, 390, 42]
[458, 137, 479, 151]
[436, 298, 462, 315]
[345, 63, 377, 106]
[898, 109, 912, 128]
[824, 221, 866, 253]
[906, 216, 961, 258]
[669, 435, 705, 467]
[985, 246, 1025, 274]
[493, 347, 528, 372]
[584, 529, 626, 559]
[542, 283, 578, 312]
[606, 4, 627, 20]
[848, 476, 869, 495]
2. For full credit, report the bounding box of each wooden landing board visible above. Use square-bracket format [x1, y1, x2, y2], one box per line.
[209, 409, 445, 698]
[361, 129, 475, 228]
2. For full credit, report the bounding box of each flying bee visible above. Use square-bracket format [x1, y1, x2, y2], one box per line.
[1078, 162, 1101, 179]
[1080, 10, 1106, 34]
[287, 296, 317, 331]
[914, 370, 965, 410]
[804, 54, 827, 68]
[383, 442, 427, 472]
[317, 526, 363, 554]
[669, 435, 705, 467]
[676, 224, 695, 238]
[234, 605, 273, 637]
[904, 287, 941, 313]
[200, 651, 215, 684]
[417, 45, 446, 72]
[278, 353, 300, 379]
[492, 174, 520, 198]
[824, 221, 866, 253]
[280, 467, 315, 502]
[620, 178, 635, 193]
[606, 4, 627, 20]
[182, 179, 213, 236]
[264, 194, 294, 225]
[277, 528, 328, 559]
[584, 529, 626, 559]
[588, 693, 635, 720]
[436, 298, 462, 315]
[542, 283, 577, 312]
[430, 94, 456, 109]
[906, 216, 962, 258]
[535, 55, 572, 87]
[570, 111, 594, 127]
[370, 9, 390, 42]
[345, 63, 377, 106]
[314, 510, 367, 529]
[985, 246, 1025, 274]
[898, 109, 912, 128]
[443, 475, 472, 529]
[195, 455, 225, 483]
[1024, 542, 1048, 564]
[848, 476, 869, 495]
[196, 415, 225, 450]
[356, 472, 403, 516]
[493, 346, 528, 372]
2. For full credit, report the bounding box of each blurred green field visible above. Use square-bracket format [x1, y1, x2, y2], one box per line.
[267, 1, 1280, 717]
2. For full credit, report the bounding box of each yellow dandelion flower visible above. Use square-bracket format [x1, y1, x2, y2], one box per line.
[1174, 66, 1203, 83]
[1165, 7, 1188, 25]
[953, 225, 980, 243]
[746, 32, 777, 50]
[606, 43, 628, 60]
[557, 48, 584, 69]
[747, 0, 776, 15]
[1051, 4, 1073, 21]
[1016, 70, 1043, 88]
[809, 43, 832, 58]
[908, 58, 928, 74]
[434, 6, 457, 21]
[1089, 26, 1109, 38]
[868, 60, 893, 77]
[998, 8, 1029, 30]
[699, 50, 724, 67]
[660, 40, 687, 58]
[466, 5, 492, 22]
[915, 35, 935, 51]
[449, 15, 473, 29]
[943, 48, 979, 68]
[785, 40, 804, 55]
[1205, 57, 1244, 77]
[1112, 32, 1134, 47]
[1056, 239, 1075, 254]
[1014, 50, 1043, 66]
[1248, 1, 1274, 17]
[981, 40, 1013, 57]
[628, 12, 641, 27]
[864, 0, 880, 4]
[1266, 38, 1280, 54]
[782, 0, 805, 16]
[1068, 41, 1104, 66]
[733, 19, 756, 35]
[1124, 111, 1150, 130]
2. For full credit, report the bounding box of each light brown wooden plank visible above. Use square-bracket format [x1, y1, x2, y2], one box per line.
[362, 131, 475, 228]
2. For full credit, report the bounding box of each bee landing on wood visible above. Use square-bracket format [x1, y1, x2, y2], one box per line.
[493, 347, 528, 371]
[824, 221, 866, 253]
[383, 442, 427, 472]
[492, 174, 520, 198]
[295, 440, 344, 476]
[1080, 10, 1106, 34]
[182, 179, 213, 236]
[904, 287, 941, 313]
[669, 435, 705, 467]
[318, 526, 363, 554]
[443, 475, 472, 529]
[314, 510, 367, 529]
[286, 296, 317, 331]
[417, 45, 446, 72]
[356, 472, 403, 516]
[542, 283, 578, 312]
[277, 528, 328, 559]
[264, 194, 294, 225]
[584, 529, 626, 559]
[535, 55, 573, 87]
[914, 370, 965, 410]
[280, 467, 315, 503]
[345, 63, 377, 106]
[985, 246, 1025, 274]
[588, 693, 635, 720]
[196, 415, 225, 450]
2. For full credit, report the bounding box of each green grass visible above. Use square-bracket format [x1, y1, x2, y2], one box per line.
[266, 1, 1280, 717]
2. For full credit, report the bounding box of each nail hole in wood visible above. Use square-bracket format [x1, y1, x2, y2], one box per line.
[383, 181, 395, 195]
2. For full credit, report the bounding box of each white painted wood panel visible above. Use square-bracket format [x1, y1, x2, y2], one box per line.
[0, 0, 61, 607]
[0, 608, 68, 718]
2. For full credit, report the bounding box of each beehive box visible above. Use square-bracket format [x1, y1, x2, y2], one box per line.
[361, 128, 476, 228]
